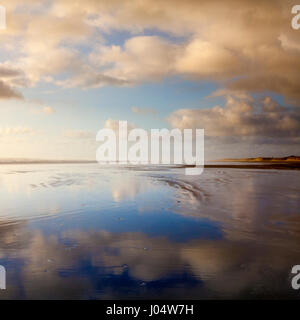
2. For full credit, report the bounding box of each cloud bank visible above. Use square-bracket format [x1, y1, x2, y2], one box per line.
[0, 0, 299, 102]
[168, 96, 300, 140]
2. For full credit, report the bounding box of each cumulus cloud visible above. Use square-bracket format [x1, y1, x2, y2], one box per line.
[168, 95, 300, 140]
[92, 36, 177, 82]
[1, 0, 300, 103]
[0, 80, 23, 99]
[175, 40, 245, 79]
[0, 65, 22, 78]
[57, 67, 128, 89]
[0, 64, 25, 99]
[81, 0, 300, 102]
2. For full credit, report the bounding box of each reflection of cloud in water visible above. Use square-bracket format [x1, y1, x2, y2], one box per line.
[0, 222, 299, 299]
[0, 165, 300, 298]
[159, 169, 300, 245]
[110, 174, 150, 202]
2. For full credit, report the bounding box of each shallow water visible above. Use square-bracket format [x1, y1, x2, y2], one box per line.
[0, 164, 299, 299]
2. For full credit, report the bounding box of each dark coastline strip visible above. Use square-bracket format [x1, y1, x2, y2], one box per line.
[0, 161, 300, 170]
[204, 163, 300, 170]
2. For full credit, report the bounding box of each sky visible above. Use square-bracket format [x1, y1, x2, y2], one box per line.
[0, 0, 300, 160]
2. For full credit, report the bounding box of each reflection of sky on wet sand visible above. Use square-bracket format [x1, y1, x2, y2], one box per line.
[0, 164, 300, 299]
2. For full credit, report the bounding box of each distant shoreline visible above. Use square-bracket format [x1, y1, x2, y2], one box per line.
[204, 163, 300, 170]
[0, 160, 97, 165]
[214, 155, 300, 163]
[1, 157, 300, 171]
[208, 155, 300, 170]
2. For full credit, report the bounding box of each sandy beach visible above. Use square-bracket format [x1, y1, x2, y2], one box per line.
[0, 163, 299, 299]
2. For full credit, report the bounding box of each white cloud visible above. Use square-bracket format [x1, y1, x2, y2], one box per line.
[1, 0, 300, 103]
[0, 80, 23, 99]
[168, 96, 300, 139]
[92, 36, 177, 83]
[175, 40, 244, 79]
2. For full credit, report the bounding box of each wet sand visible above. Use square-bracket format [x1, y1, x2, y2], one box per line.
[0, 163, 299, 299]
